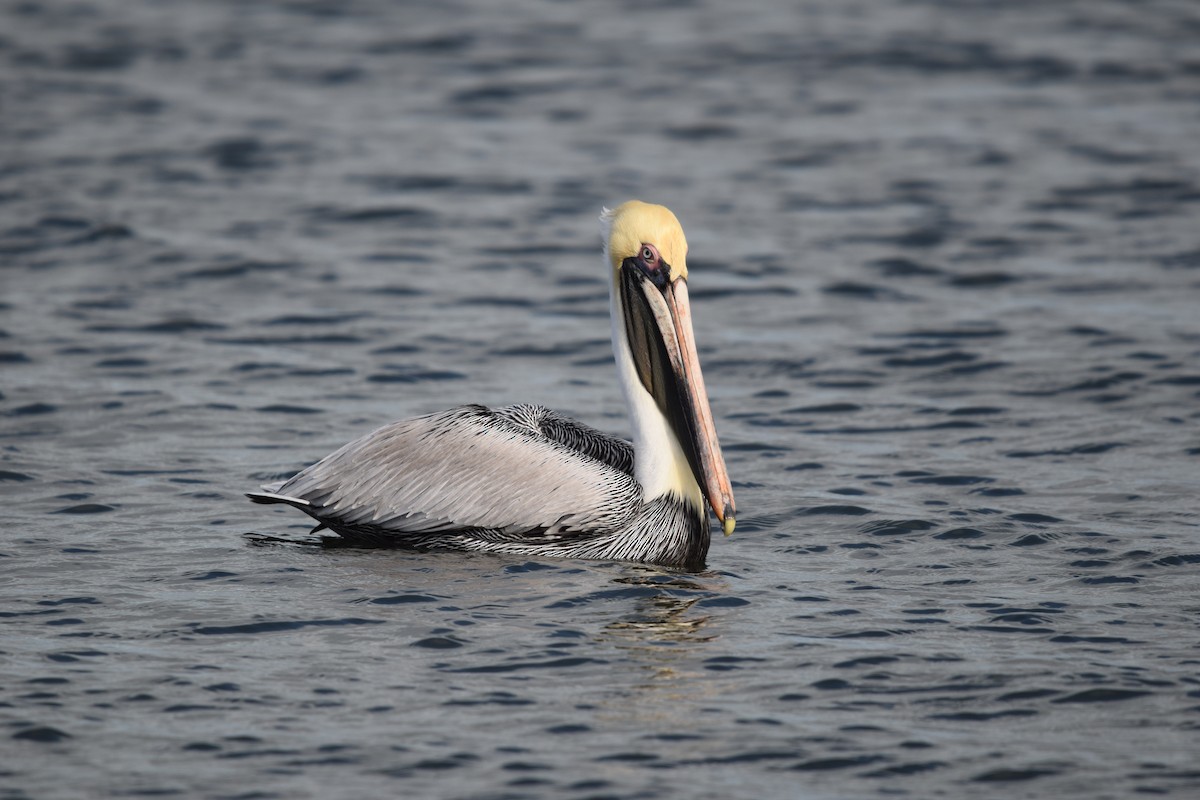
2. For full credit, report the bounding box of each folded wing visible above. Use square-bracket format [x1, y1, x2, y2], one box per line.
[250, 404, 641, 539]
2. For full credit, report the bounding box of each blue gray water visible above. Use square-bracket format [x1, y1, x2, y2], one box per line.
[3, 1, 1199, 797]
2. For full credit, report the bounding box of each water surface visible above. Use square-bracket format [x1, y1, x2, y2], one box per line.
[3, 1, 1199, 798]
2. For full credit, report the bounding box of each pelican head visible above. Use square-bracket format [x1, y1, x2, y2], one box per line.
[602, 201, 736, 537]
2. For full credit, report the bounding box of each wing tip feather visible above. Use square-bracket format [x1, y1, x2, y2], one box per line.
[246, 491, 311, 507]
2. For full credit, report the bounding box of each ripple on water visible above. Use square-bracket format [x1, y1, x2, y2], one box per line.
[254, 404, 324, 415]
[365, 593, 440, 605]
[186, 618, 387, 636]
[860, 519, 938, 536]
[366, 365, 467, 383]
[800, 505, 873, 517]
[934, 527, 986, 540]
[52, 503, 115, 514]
[350, 173, 532, 196]
[6, 402, 57, 416]
[12, 725, 72, 743]
[181, 259, 298, 281]
[411, 636, 465, 649]
[306, 204, 440, 226]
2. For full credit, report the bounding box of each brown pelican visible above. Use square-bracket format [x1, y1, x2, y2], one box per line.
[247, 201, 736, 571]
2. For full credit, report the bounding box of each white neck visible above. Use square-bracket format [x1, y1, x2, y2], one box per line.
[607, 261, 704, 511]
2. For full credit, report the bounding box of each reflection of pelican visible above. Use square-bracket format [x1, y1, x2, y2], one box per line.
[606, 592, 715, 643]
[248, 201, 735, 571]
[599, 572, 726, 714]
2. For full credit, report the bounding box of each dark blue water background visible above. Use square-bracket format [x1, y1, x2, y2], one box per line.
[2, 1, 1199, 798]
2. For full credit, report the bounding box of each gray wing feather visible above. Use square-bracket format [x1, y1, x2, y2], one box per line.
[271, 404, 641, 536]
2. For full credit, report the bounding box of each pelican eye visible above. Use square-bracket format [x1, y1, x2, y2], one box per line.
[625, 244, 668, 288]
